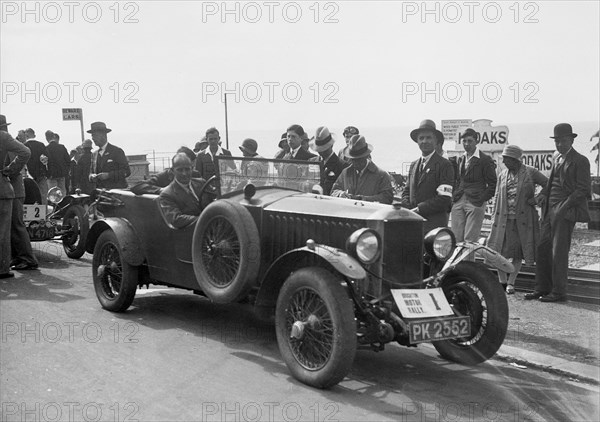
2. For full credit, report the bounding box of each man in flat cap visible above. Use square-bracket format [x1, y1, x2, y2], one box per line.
[331, 135, 393, 204]
[451, 128, 497, 243]
[88, 122, 131, 189]
[526, 124, 592, 302]
[401, 120, 455, 233]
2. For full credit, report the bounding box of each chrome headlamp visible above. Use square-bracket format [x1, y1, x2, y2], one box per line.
[424, 227, 456, 261]
[346, 228, 381, 264]
[47, 187, 64, 204]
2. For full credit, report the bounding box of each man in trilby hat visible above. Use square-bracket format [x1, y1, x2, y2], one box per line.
[525, 123, 591, 302]
[401, 120, 455, 233]
[451, 127, 497, 243]
[88, 122, 131, 189]
[330, 135, 393, 204]
[309, 126, 348, 195]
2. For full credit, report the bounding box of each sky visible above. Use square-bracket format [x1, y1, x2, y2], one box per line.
[1, 0, 599, 171]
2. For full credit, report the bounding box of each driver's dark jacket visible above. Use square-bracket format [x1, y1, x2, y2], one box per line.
[157, 178, 212, 229]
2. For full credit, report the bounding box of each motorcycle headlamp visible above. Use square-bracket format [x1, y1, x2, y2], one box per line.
[47, 187, 64, 204]
[424, 227, 456, 261]
[346, 228, 381, 264]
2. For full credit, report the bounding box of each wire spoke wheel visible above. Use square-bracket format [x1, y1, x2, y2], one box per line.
[286, 287, 335, 370]
[193, 199, 260, 304]
[62, 205, 88, 259]
[99, 242, 123, 299]
[201, 216, 241, 286]
[276, 267, 356, 389]
[432, 261, 508, 365]
[92, 230, 138, 312]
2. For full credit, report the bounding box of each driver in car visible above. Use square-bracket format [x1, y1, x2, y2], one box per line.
[158, 153, 214, 229]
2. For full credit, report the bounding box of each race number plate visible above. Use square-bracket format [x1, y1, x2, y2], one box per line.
[391, 288, 454, 318]
[23, 205, 46, 221]
[408, 316, 471, 344]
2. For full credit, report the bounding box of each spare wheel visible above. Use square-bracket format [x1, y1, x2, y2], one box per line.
[192, 199, 261, 303]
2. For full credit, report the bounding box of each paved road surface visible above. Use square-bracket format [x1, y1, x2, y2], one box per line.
[1, 242, 598, 422]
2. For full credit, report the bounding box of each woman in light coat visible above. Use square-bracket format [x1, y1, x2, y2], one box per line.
[487, 145, 548, 294]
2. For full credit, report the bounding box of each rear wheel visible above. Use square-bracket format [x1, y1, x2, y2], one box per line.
[92, 230, 138, 312]
[62, 205, 88, 259]
[433, 261, 508, 364]
[275, 267, 357, 389]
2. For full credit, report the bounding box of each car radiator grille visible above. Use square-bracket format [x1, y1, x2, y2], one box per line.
[381, 220, 424, 289]
[264, 213, 363, 263]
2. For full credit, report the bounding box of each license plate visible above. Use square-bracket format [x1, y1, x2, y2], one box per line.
[408, 316, 471, 344]
[23, 205, 46, 221]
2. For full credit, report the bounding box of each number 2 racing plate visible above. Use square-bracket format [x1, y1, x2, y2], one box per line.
[408, 316, 471, 344]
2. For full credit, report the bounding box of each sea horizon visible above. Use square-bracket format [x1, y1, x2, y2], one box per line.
[117, 120, 598, 174]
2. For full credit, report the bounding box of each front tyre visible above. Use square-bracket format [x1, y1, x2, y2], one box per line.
[275, 267, 357, 389]
[92, 230, 138, 312]
[433, 261, 508, 364]
[62, 205, 88, 259]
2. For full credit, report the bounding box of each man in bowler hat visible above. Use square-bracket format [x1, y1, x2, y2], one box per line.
[88, 122, 131, 189]
[401, 120, 455, 233]
[525, 124, 592, 302]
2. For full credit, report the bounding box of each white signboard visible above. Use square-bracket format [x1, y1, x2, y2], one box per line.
[392, 288, 454, 318]
[23, 205, 46, 221]
[442, 119, 473, 144]
[62, 108, 82, 121]
[521, 150, 554, 176]
[456, 119, 509, 152]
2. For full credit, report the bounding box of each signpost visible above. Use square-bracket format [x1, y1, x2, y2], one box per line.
[62, 108, 84, 143]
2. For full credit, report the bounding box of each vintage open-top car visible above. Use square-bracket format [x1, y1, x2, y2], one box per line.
[86, 157, 512, 388]
[23, 179, 90, 259]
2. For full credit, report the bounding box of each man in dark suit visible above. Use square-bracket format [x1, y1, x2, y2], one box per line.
[158, 153, 214, 229]
[8, 133, 38, 271]
[451, 128, 497, 242]
[88, 122, 131, 189]
[401, 120, 455, 233]
[195, 127, 235, 180]
[24, 128, 49, 204]
[309, 126, 348, 195]
[284, 124, 316, 161]
[526, 123, 592, 302]
[1, 115, 31, 279]
[46, 131, 71, 194]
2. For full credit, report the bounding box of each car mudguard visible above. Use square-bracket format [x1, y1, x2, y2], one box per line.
[85, 218, 144, 266]
[255, 245, 366, 311]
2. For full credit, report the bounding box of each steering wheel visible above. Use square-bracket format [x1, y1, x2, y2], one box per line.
[198, 175, 218, 202]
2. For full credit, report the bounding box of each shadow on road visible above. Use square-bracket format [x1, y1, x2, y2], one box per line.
[101, 290, 595, 422]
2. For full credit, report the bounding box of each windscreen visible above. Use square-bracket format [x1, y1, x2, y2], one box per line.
[217, 156, 322, 195]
